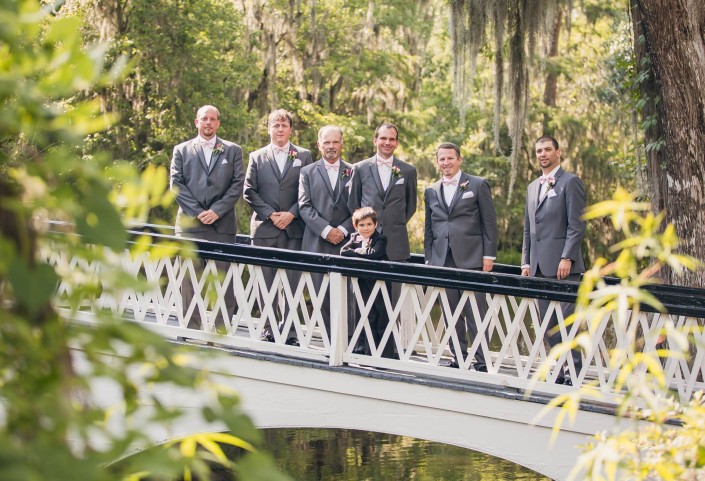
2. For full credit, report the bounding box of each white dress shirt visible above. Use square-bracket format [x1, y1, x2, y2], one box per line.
[320, 160, 348, 240]
[442, 171, 462, 206]
[376, 155, 393, 190]
[270, 143, 289, 174]
[198, 135, 215, 167]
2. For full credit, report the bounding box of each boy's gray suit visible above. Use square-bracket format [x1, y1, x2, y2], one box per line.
[170, 136, 245, 330]
[348, 156, 417, 261]
[424, 172, 497, 369]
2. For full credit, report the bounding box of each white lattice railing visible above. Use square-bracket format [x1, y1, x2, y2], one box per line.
[45, 242, 705, 404]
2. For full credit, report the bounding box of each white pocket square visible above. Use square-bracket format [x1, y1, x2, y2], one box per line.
[292, 159, 302, 167]
[547, 190, 557, 198]
[395, 178, 404, 185]
[221, 159, 228, 164]
[462, 191, 474, 199]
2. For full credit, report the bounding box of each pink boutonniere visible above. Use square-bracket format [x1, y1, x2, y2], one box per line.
[212, 143, 224, 156]
[340, 168, 352, 180]
[391, 165, 402, 178]
[458, 180, 469, 191]
[287, 149, 298, 162]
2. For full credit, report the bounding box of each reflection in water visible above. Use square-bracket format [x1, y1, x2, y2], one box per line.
[257, 428, 551, 481]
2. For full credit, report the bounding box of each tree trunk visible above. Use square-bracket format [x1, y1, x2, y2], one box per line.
[635, 0, 705, 287]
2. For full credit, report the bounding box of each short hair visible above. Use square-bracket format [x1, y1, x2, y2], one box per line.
[196, 105, 220, 119]
[535, 135, 559, 149]
[268, 109, 293, 128]
[352, 207, 378, 226]
[374, 123, 399, 141]
[318, 125, 344, 141]
[435, 142, 461, 158]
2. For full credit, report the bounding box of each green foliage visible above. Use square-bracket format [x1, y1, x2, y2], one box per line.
[0, 1, 287, 479]
[530, 188, 702, 480]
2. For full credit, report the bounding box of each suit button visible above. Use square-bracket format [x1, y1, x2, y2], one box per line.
[334, 206, 338, 211]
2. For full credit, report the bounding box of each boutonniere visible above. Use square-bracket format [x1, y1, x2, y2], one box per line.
[212, 143, 224, 156]
[287, 149, 298, 162]
[340, 168, 352, 180]
[458, 180, 469, 191]
[391, 165, 402, 178]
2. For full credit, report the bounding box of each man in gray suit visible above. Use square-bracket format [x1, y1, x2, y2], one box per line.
[299, 125, 354, 335]
[521, 135, 586, 385]
[424, 142, 497, 371]
[244, 109, 313, 345]
[170, 105, 245, 332]
[348, 123, 417, 261]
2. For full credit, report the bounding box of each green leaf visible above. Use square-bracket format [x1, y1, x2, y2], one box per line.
[7, 258, 58, 315]
[75, 183, 127, 250]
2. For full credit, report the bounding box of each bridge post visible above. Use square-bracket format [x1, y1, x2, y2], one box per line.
[328, 272, 348, 367]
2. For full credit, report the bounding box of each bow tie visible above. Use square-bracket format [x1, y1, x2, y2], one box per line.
[324, 163, 339, 171]
[539, 175, 555, 185]
[273, 146, 289, 154]
[199, 139, 216, 149]
[441, 178, 458, 186]
[376, 157, 393, 168]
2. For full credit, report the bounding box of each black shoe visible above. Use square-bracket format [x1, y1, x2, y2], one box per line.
[285, 337, 300, 347]
[447, 359, 460, 368]
[259, 332, 275, 343]
[474, 364, 488, 373]
[555, 376, 573, 386]
[176, 336, 189, 342]
[352, 346, 366, 355]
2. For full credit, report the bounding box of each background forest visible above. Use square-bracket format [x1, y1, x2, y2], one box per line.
[68, 0, 641, 265]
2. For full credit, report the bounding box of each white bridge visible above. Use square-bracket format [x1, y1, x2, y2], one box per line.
[49, 230, 705, 480]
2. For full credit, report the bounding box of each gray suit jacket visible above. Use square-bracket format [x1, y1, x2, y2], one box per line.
[298, 159, 354, 255]
[424, 173, 498, 269]
[348, 156, 417, 261]
[521, 167, 586, 276]
[244, 143, 313, 239]
[170, 136, 245, 236]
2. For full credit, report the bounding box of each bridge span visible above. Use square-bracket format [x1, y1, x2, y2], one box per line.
[51, 226, 705, 480]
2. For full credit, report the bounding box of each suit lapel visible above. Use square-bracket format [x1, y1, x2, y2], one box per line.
[266, 146, 283, 181]
[207, 137, 222, 175]
[433, 181, 449, 213]
[383, 157, 400, 202]
[536, 167, 563, 211]
[280, 143, 294, 179]
[369, 158, 386, 197]
[334, 163, 348, 204]
[316, 161, 335, 198]
[447, 173, 466, 214]
[191, 139, 209, 172]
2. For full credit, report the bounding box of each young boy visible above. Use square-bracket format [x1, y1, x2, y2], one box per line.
[340, 207, 394, 358]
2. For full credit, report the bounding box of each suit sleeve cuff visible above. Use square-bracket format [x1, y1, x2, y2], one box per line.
[483, 256, 496, 260]
[337, 226, 349, 237]
[321, 225, 333, 240]
[521, 264, 530, 270]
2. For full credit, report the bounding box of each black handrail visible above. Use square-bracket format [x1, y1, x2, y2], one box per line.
[120, 224, 705, 318]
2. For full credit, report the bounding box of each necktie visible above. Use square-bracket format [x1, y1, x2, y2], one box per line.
[376, 157, 393, 168]
[200, 139, 215, 149]
[324, 163, 338, 171]
[442, 178, 458, 186]
[539, 175, 554, 201]
[273, 146, 288, 154]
